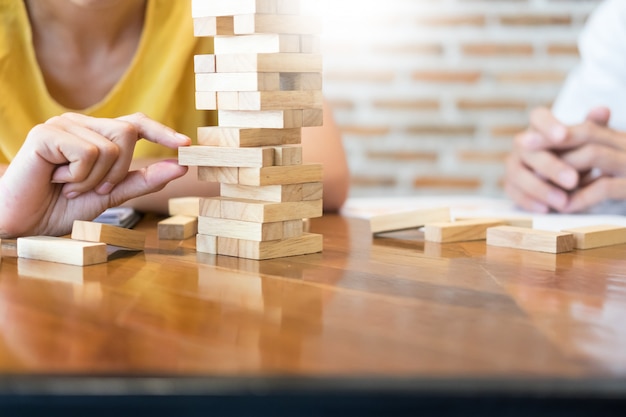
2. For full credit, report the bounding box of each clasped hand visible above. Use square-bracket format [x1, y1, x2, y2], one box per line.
[0, 112, 190, 238]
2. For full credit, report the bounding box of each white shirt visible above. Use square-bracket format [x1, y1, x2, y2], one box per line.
[553, 0, 626, 131]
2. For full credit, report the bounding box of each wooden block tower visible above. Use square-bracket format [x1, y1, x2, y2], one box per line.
[180, 0, 324, 260]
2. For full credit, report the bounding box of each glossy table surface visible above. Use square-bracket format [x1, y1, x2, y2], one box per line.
[1, 213, 626, 414]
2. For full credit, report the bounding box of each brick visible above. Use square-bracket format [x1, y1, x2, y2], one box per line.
[462, 43, 533, 56]
[412, 71, 481, 83]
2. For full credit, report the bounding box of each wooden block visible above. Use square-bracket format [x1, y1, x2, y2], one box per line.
[302, 108, 323, 127]
[238, 163, 323, 186]
[238, 233, 323, 260]
[273, 145, 302, 166]
[168, 197, 201, 217]
[195, 92, 217, 110]
[369, 207, 451, 234]
[198, 217, 285, 241]
[158, 215, 198, 240]
[191, 0, 301, 18]
[456, 216, 533, 228]
[279, 73, 323, 90]
[220, 183, 304, 202]
[234, 91, 323, 111]
[218, 109, 303, 128]
[200, 198, 222, 218]
[300, 35, 321, 54]
[196, 234, 217, 254]
[193, 16, 234, 37]
[194, 55, 216, 73]
[213, 34, 302, 54]
[179, 146, 274, 168]
[302, 182, 323, 201]
[561, 224, 626, 249]
[215, 53, 322, 73]
[234, 14, 322, 35]
[200, 197, 323, 222]
[197, 127, 302, 147]
[195, 73, 280, 92]
[71, 220, 146, 250]
[17, 236, 107, 266]
[283, 219, 304, 238]
[197, 167, 239, 183]
[486, 226, 574, 254]
[217, 237, 239, 257]
[216, 91, 240, 110]
[423, 218, 507, 243]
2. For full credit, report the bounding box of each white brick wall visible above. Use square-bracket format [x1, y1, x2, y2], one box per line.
[315, 0, 602, 197]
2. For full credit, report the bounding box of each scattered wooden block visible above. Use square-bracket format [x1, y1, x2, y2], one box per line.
[456, 215, 533, 228]
[179, 145, 275, 168]
[238, 163, 323, 186]
[17, 236, 107, 266]
[216, 53, 322, 73]
[197, 127, 301, 147]
[168, 197, 201, 217]
[199, 197, 322, 222]
[486, 226, 574, 254]
[369, 207, 451, 234]
[191, 0, 301, 18]
[71, 220, 146, 250]
[234, 14, 322, 35]
[158, 215, 199, 240]
[561, 224, 626, 250]
[424, 218, 507, 243]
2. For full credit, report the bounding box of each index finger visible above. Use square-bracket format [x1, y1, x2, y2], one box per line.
[117, 113, 192, 148]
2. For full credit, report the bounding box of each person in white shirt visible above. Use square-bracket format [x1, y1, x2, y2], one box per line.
[505, 0, 626, 214]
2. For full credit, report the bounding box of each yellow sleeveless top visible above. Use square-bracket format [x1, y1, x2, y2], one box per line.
[0, 0, 215, 164]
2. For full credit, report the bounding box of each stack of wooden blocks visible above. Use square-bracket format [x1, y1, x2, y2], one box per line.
[179, 0, 325, 260]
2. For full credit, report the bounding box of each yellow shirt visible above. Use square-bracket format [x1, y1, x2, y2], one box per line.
[0, 0, 215, 164]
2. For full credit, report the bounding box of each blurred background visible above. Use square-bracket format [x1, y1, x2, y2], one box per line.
[314, 0, 602, 199]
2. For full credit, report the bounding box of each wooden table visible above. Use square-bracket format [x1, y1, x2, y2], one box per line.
[1, 213, 626, 415]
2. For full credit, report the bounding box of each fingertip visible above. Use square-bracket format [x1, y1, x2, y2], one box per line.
[550, 125, 567, 142]
[558, 170, 578, 190]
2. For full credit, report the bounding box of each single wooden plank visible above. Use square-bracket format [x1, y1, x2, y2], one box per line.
[302, 182, 323, 201]
[283, 219, 304, 239]
[197, 127, 302, 147]
[158, 215, 198, 240]
[195, 92, 217, 110]
[220, 183, 304, 202]
[456, 216, 533, 228]
[168, 197, 201, 217]
[198, 217, 285, 241]
[369, 207, 451, 234]
[302, 108, 323, 127]
[196, 234, 217, 254]
[194, 55, 216, 73]
[217, 236, 239, 257]
[200, 198, 222, 218]
[17, 236, 107, 266]
[234, 91, 323, 111]
[195, 73, 280, 92]
[192, 0, 300, 18]
[214, 34, 302, 54]
[238, 163, 323, 186]
[273, 145, 302, 166]
[71, 220, 146, 250]
[216, 53, 322, 73]
[218, 109, 303, 128]
[279, 73, 323, 90]
[561, 224, 626, 250]
[238, 233, 323, 260]
[234, 14, 322, 35]
[179, 146, 275, 168]
[486, 226, 574, 254]
[197, 166, 239, 183]
[199, 197, 322, 222]
[193, 16, 234, 37]
[423, 218, 507, 243]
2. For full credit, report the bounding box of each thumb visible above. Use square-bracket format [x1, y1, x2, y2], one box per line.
[107, 160, 188, 206]
[586, 106, 611, 126]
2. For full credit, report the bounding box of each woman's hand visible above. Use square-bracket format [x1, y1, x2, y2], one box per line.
[0, 112, 190, 238]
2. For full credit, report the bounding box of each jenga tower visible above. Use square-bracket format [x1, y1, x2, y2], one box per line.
[179, 0, 324, 260]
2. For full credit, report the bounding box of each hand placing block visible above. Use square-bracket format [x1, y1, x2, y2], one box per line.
[561, 224, 626, 249]
[17, 236, 107, 266]
[486, 226, 574, 254]
[71, 220, 146, 251]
